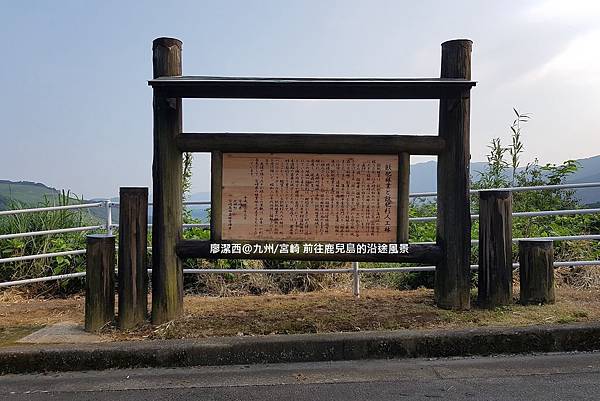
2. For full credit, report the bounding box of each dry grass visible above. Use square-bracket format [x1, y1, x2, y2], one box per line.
[0, 289, 85, 346]
[557, 266, 600, 289]
[0, 289, 84, 327]
[109, 286, 600, 341]
[2, 286, 600, 346]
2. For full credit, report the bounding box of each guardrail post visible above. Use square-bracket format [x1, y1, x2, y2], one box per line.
[435, 39, 473, 310]
[152, 37, 184, 324]
[118, 187, 149, 329]
[478, 190, 513, 308]
[352, 262, 360, 297]
[519, 240, 555, 305]
[85, 234, 115, 332]
[104, 200, 113, 235]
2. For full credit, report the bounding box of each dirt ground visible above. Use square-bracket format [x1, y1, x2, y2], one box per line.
[1, 287, 600, 345]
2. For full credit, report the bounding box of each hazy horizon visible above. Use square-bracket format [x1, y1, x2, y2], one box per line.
[1, 1, 599, 198]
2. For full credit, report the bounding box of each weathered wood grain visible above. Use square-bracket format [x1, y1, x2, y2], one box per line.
[177, 133, 445, 155]
[519, 240, 555, 305]
[435, 39, 473, 310]
[151, 37, 183, 324]
[118, 187, 148, 329]
[478, 190, 513, 308]
[397, 152, 410, 243]
[211, 151, 223, 241]
[148, 77, 476, 99]
[219, 153, 399, 242]
[85, 235, 115, 332]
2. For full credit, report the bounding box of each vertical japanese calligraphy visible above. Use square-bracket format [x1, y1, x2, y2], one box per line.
[221, 153, 399, 242]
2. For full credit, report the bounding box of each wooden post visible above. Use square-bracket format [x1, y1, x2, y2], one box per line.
[85, 234, 115, 332]
[435, 39, 473, 309]
[151, 37, 184, 324]
[478, 190, 512, 308]
[397, 152, 410, 243]
[118, 187, 149, 329]
[519, 240, 555, 305]
[210, 151, 223, 241]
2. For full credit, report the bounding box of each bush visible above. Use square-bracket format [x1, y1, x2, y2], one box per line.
[0, 191, 102, 295]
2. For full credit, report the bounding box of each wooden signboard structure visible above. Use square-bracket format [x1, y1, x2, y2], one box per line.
[220, 153, 400, 243]
[149, 37, 476, 323]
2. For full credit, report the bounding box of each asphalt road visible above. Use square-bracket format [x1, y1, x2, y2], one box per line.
[1, 352, 600, 400]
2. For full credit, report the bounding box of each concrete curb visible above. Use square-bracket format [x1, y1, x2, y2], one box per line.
[1, 322, 600, 374]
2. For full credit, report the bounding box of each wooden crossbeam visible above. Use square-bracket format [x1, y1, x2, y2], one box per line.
[176, 240, 442, 264]
[149, 76, 475, 99]
[176, 133, 445, 155]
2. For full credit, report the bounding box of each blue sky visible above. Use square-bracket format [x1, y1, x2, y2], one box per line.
[1, 0, 599, 198]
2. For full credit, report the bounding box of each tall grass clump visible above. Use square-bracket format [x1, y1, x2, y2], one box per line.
[0, 191, 102, 295]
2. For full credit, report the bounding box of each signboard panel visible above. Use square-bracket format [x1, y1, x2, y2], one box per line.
[220, 153, 398, 242]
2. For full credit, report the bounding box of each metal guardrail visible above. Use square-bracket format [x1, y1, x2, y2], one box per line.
[0, 249, 87, 264]
[409, 181, 600, 198]
[0, 202, 104, 216]
[413, 234, 600, 246]
[3, 260, 599, 289]
[1, 182, 599, 290]
[409, 208, 600, 223]
[0, 225, 104, 240]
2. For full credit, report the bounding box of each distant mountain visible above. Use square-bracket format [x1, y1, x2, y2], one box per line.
[409, 160, 490, 193]
[187, 156, 599, 205]
[563, 155, 600, 205]
[0, 180, 105, 221]
[0, 180, 61, 210]
[408, 155, 600, 205]
[186, 192, 210, 222]
[3, 154, 598, 213]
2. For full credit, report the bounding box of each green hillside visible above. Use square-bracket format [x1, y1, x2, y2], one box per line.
[0, 180, 61, 209]
[0, 180, 106, 222]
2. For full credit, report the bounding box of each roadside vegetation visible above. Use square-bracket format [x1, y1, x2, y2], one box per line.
[2, 287, 600, 345]
[0, 191, 101, 296]
[1, 110, 599, 297]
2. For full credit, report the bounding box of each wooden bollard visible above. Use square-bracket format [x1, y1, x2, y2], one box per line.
[519, 240, 555, 305]
[118, 187, 149, 329]
[478, 190, 513, 308]
[85, 234, 115, 332]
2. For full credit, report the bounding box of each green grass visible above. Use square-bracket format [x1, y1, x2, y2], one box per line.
[0, 191, 103, 294]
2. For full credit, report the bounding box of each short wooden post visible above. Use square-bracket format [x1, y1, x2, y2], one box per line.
[519, 240, 555, 305]
[435, 39, 473, 310]
[118, 187, 149, 329]
[151, 37, 184, 324]
[85, 234, 115, 332]
[478, 190, 513, 308]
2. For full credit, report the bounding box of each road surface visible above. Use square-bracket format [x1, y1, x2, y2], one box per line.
[1, 352, 599, 400]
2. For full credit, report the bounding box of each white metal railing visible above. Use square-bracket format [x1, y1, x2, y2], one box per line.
[410, 208, 600, 223]
[0, 225, 104, 240]
[4, 260, 600, 289]
[1, 182, 600, 291]
[413, 234, 600, 246]
[0, 249, 87, 264]
[409, 181, 600, 198]
[0, 202, 104, 216]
